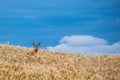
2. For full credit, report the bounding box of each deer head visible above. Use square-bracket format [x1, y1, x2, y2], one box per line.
[33, 42, 40, 53]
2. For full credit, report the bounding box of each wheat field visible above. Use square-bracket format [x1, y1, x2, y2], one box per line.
[0, 44, 120, 80]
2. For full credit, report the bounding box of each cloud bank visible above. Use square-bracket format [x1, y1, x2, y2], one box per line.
[47, 35, 120, 55]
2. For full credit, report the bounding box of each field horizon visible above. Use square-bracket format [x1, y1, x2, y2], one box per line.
[0, 44, 120, 80]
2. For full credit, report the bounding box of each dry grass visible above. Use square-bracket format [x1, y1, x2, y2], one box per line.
[0, 44, 120, 80]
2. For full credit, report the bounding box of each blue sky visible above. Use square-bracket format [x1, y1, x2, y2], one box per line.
[0, 0, 120, 54]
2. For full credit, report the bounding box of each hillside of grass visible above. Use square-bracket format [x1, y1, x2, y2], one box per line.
[0, 44, 120, 80]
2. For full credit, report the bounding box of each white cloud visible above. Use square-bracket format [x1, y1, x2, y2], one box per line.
[60, 35, 108, 46]
[47, 35, 120, 55]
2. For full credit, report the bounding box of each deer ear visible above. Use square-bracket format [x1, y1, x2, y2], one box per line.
[38, 42, 40, 46]
[33, 42, 35, 46]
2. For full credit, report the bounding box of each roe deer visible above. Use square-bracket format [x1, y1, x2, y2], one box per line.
[27, 42, 40, 55]
[33, 42, 40, 53]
